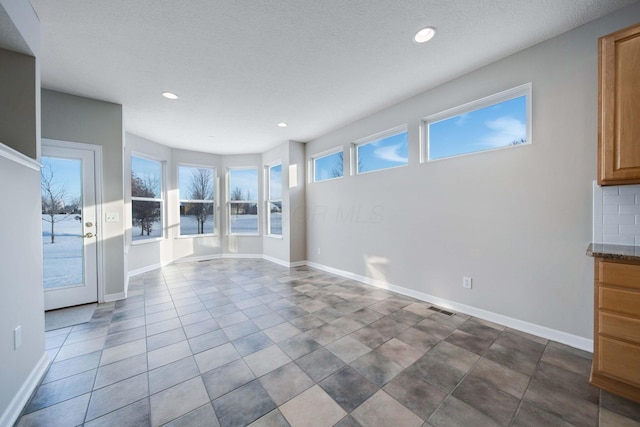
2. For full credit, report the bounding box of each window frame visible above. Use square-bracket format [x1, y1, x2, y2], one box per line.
[265, 163, 283, 238]
[177, 163, 216, 238]
[130, 153, 165, 244]
[422, 83, 532, 162]
[351, 124, 409, 175]
[310, 147, 344, 183]
[227, 166, 260, 236]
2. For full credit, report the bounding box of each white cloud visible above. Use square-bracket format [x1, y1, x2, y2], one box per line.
[480, 116, 526, 148]
[373, 143, 408, 163]
[455, 113, 469, 126]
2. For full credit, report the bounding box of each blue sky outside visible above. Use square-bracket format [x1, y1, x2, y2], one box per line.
[358, 131, 408, 173]
[229, 168, 258, 200]
[269, 164, 282, 199]
[178, 166, 215, 200]
[315, 152, 343, 181]
[41, 157, 82, 205]
[428, 95, 527, 160]
[132, 156, 162, 194]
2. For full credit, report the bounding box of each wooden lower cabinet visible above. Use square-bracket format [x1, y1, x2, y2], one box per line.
[591, 258, 640, 402]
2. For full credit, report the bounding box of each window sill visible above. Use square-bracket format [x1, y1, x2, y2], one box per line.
[265, 234, 283, 240]
[176, 234, 217, 239]
[228, 233, 260, 237]
[131, 237, 164, 245]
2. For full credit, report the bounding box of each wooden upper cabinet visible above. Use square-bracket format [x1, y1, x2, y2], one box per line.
[598, 23, 640, 185]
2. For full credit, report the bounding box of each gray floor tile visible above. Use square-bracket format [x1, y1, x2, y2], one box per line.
[183, 318, 221, 338]
[213, 380, 277, 427]
[94, 353, 147, 389]
[25, 369, 96, 413]
[148, 356, 200, 395]
[164, 403, 220, 427]
[427, 396, 501, 427]
[84, 398, 150, 427]
[194, 342, 241, 373]
[148, 340, 192, 370]
[350, 351, 404, 387]
[247, 409, 291, 427]
[319, 365, 379, 412]
[244, 345, 292, 377]
[16, 393, 90, 427]
[259, 362, 315, 405]
[351, 390, 423, 427]
[188, 329, 229, 354]
[42, 351, 101, 384]
[296, 348, 346, 382]
[452, 375, 520, 426]
[383, 371, 446, 420]
[277, 333, 322, 360]
[202, 358, 256, 400]
[150, 376, 210, 426]
[85, 373, 149, 421]
[146, 327, 186, 351]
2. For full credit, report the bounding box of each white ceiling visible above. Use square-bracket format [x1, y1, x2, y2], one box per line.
[30, 0, 637, 154]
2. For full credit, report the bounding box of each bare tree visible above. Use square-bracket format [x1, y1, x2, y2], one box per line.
[131, 172, 161, 236]
[41, 165, 71, 244]
[186, 168, 214, 234]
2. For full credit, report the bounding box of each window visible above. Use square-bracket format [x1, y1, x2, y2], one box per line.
[354, 126, 408, 174]
[266, 164, 282, 236]
[131, 155, 163, 241]
[313, 149, 343, 182]
[178, 165, 215, 236]
[228, 168, 259, 234]
[425, 83, 531, 161]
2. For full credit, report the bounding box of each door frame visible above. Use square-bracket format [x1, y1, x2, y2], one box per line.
[42, 138, 105, 304]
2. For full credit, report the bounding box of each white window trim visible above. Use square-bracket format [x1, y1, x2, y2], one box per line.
[265, 162, 283, 237]
[227, 166, 260, 236]
[351, 124, 409, 176]
[309, 146, 344, 183]
[130, 153, 166, 245]
[421, 82, 532, 163]
[177, 163, 217, 238]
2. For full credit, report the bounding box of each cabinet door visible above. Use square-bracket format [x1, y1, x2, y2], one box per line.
[598, 23, 640, 185]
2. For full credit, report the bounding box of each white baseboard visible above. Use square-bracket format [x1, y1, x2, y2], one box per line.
[174, 254, 222, 264]
[222, 253, 263, 259]
[128, 263, 163, 278]
[306, 261, 594, 353]
[104, 291, 127, 303]
[0, 352, 50, 427]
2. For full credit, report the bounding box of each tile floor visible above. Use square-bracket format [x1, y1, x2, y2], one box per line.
[16, 259, 640, 427]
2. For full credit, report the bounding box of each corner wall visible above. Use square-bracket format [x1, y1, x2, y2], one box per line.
[304, 3, 640, 345]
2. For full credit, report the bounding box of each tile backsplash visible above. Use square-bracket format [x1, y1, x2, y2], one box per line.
[593, 181, 640, 245]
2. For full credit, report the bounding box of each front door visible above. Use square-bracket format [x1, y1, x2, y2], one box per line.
[42, 142, 98, 310]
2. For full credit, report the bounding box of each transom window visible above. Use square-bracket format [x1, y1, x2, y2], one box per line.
[178, 165, 215, 236]
[312, 149, 343, 182]
[424, 83, 531, 161]
[266, 164, 282, 236]
[354, 125, 408, 174]
[228, 168, 259, 235]
[131, 155, 163, 241]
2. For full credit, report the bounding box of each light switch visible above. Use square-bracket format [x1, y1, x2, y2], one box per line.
[106, 212, 119, 222]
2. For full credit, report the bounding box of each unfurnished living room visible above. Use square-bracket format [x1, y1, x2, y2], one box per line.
[2, 1, 640, 426]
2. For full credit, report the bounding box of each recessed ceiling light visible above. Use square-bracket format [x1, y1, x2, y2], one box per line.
[277, 122, 288, 128]
[414, 27, 437, 43]
[162, 91, 179, 100]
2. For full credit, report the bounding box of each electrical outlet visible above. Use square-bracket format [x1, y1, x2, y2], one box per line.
[463, 277, 472, 289]
[14, 325, 21, 350]
[105, 212, 119, 222]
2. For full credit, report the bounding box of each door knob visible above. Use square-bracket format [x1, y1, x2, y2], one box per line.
[82, 232, 94, 238]
[85, 222, 93, 227]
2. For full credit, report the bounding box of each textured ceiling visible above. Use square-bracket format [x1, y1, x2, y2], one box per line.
[30, 0, 637, 154]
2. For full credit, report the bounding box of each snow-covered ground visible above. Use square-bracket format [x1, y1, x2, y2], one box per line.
[42, 215, 83, 288]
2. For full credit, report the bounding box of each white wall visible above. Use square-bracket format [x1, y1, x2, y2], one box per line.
[41, 90, 126, 299]
[304, 3, 640, 345]
[0, 2, 46, 425]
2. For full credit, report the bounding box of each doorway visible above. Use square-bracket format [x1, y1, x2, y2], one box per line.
[41, 139, 102, 310]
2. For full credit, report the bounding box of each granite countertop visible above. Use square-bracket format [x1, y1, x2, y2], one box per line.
[587, 243, 640, 261]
